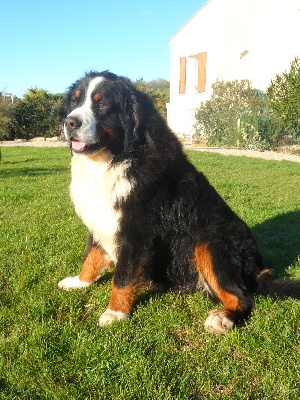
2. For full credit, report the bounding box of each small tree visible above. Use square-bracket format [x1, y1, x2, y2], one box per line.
[0, 92, 17, 140]
[266, 56, 300, 138]
[9, 89, 63, 140]
[133, 78, 170, 115]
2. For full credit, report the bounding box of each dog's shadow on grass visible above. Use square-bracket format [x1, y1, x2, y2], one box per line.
[252, 210, 300, 277]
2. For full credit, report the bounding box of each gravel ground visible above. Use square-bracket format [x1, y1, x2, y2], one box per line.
[0, 139, 68, 148]
[1, 139, 299, 163]
[185, 145, 300, 163]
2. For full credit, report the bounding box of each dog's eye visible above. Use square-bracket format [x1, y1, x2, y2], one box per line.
[71, 89, 81, 106]
[93, 93, 104, 109]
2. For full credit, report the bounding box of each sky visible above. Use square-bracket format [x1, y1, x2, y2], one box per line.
[1, 0, 206, 97]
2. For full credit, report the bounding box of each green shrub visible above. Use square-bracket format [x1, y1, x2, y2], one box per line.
[239, 111, 284, 150]
[9, 88, 63, 140]
[193, 80, 281, 149]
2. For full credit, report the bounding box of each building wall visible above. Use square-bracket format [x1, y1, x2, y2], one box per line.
[167, 0, 222, 138]
[220, 0, 300, 89]
[167, 0, 300, 139]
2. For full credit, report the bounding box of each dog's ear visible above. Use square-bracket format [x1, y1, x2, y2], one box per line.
[117, 78, 158, 154]
[130, 89, 164, 152]
[130, 90, 147, 143]
[117, 83, 147, 151]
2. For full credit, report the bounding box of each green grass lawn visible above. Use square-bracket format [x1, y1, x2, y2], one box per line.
[0, 147, 300, 400]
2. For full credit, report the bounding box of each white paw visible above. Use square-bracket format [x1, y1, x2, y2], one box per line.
[204, 310, 234, 334]
[98, 309, 130, 327]
[58, 275, 91, 291]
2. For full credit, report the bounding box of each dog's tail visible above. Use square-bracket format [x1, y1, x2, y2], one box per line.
[256, 269, 300, 300]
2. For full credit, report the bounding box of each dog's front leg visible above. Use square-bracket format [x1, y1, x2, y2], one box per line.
[98, 243, 144, 327]
[98, 279, 138, 326]
[58, 237, 113, 290]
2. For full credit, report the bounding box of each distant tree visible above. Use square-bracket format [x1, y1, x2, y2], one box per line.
[133, 78, 170, 115]
[0, 92, 17, 140]
[266, 56, 300, 138]
[9, 88, 63, 140]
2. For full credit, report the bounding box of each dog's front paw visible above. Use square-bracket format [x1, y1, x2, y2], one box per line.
[58, 275, 91, 291]
[204, 310, 234, 334]
[98, 309, 130, 327]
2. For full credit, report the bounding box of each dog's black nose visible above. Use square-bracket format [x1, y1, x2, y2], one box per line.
[64, 116, 82, 132]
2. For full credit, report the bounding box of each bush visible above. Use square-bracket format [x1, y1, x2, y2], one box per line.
[238, 111, 284, 150]
[9, 89, 63, 140]
[193, 80, 280, 149]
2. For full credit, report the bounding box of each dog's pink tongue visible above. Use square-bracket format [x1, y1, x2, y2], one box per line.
[72, 140, 86, 151]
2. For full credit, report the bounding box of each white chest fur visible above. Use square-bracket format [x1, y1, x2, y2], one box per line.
[70, 152, 133, 262]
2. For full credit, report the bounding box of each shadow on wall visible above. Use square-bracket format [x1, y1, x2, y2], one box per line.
[252, 210, 300, 277]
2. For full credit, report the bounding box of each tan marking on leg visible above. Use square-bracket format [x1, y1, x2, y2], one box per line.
[194, 243, 243, 316]
[108, 281, 138, 315]
[79, 246, 113, 284]
[99, 267, 147, 327]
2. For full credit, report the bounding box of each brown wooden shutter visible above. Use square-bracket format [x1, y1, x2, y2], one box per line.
[179, 57, 186, 94]
[198, 52, 207, 93]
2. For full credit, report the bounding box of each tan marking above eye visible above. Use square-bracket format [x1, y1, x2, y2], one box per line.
[93, 93, 102, 102]
[75, 90, 81, 99]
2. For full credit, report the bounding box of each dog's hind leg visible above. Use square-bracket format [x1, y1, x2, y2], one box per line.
[194, 243, 254, 334]
[58, 240, 113, 291]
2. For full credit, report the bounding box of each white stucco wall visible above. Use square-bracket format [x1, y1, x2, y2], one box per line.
[220, 0, 300, 89]
[167, 0, 300, 139]
[167, 0, 222, 138]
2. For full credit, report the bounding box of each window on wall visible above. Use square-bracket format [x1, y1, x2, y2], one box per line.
[179, 52, 207, 94]
[186, 55, 199, 92]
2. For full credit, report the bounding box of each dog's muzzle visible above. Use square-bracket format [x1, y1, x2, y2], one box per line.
[64, 116, 82, 135]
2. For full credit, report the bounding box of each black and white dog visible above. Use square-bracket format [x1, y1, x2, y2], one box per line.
[58, 71, 300, 334]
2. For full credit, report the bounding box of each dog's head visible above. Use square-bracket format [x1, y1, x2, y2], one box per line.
[59, 71, 155, 157]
